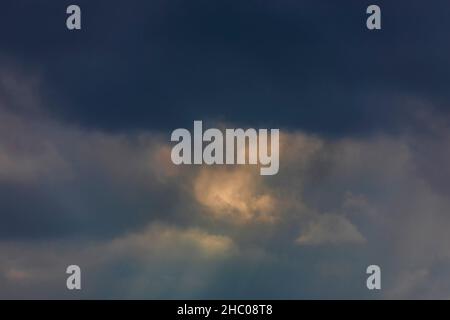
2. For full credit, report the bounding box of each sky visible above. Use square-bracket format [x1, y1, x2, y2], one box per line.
[1, 0, 450, 299]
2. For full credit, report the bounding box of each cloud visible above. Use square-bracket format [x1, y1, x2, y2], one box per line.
[296, 214, 365, 246]
[4, 269, 30, 282]
[108, 223, 235, 258]
[385, 268, 429, 299]
[193, 167, 277, 224]
[0, 223, 235, 299]
[3, 65, 450, 298]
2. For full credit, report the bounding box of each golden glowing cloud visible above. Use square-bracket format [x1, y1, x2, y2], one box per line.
[193, 167, 277, 224]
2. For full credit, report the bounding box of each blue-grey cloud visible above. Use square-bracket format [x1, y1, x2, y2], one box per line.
[2, 1, 450, 299]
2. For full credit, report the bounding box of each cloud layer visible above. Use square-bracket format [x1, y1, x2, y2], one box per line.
[1, 64, 450, 299]
[3, 0, 450, 297]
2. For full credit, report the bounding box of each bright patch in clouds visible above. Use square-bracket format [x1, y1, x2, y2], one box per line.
[194, 168, 277, 224]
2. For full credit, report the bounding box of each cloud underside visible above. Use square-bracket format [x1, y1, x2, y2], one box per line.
[1, 68, 450, 299]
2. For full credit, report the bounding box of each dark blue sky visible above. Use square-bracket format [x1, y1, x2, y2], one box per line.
[2, 0, 449, 135]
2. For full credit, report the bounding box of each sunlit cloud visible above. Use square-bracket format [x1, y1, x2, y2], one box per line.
[193, 167, 277, 224]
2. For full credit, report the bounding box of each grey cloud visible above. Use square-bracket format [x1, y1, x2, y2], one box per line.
[2, 66, 450, 298]
[296, 214, 365, 246]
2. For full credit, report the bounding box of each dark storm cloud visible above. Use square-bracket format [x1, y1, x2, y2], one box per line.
[2, 1, 450, 299]
[1, 0, 449, 135]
